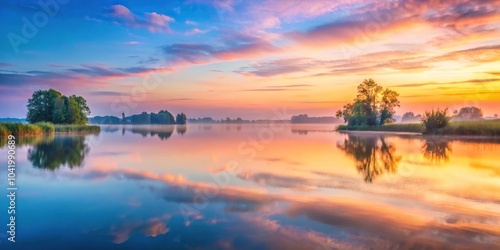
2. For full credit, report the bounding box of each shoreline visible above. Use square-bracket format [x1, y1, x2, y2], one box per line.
[0, 123, 100, 136]
[337, 120, 500, 137]
[337, 130, 500, 140]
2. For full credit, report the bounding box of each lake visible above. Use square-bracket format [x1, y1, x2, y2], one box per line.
[1, 124, 499, 249]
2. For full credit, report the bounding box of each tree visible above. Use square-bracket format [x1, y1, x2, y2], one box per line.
[402, 112, 414, 120]
[131, 112, 151, 124]
[71, 95, 90, 124]
[130, 110, 176, 124]
[336, 79, 400, 126]
[158, 110, 175, 124]
[379, 89, 400, 125]
[176, 113, 187, 125]
[401, 112, 422, 123]
[455, 106, 483, 120]
[52, 96, 68, 124]
[27, 89, 62, 123]
[67, 96, 83, 124]
[26, 89, 90, 125]
[121, 113, 126, 124]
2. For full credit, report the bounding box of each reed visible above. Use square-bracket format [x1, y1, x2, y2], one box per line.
[0, 122, 100, 136]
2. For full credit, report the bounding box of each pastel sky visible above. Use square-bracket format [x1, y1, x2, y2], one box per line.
[1, 0, 499, 119]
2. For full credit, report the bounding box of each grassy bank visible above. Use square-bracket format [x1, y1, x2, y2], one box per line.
[0, 122, 100, 136]
[337, 120, 500, 136]
[439, 120, 500, 136]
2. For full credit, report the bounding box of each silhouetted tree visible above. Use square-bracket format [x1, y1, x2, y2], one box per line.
[89, 116, 121, 124]
[176, 113, 187, 124]
[336, 79, 400, 126]
[131, 112, 151, 124]
[454, 106, 483, 120]
[401, 112, 422, 123]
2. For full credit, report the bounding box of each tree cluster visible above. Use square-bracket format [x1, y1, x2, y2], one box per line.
[27, 89, 90, 125]
[176, 113, 187, 125]
[401, 112, 422, 123]
[452, 106, 483, 121]
[336, 79, 400, 126]
[291, 114, 341, 124]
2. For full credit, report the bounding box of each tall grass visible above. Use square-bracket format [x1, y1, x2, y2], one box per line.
[443, 120, 500, 136]
[35, 122, 55, 133]
[0, 122, 100, 136]
[55, 125, 100, 133]
[0, 125, 7, 137]
[0, 123, 44, 136]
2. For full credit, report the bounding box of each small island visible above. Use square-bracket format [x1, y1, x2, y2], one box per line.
[336, 79, 500, 136]
[0, 89, 100, 136]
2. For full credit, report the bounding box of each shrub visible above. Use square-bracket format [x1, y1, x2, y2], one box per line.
[422, 108, 451, 134]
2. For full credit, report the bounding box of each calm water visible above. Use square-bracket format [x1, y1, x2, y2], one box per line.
[1, 124, 499, 249]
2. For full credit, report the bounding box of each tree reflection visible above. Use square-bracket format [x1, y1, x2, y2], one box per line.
[176, 125, 187, 135]
[130, 126, 174, 140]
[337, 135, 401, 183]
[28, 135, 90, 170]
[422, 137, 452, 163]
[291, 129, 308, 135]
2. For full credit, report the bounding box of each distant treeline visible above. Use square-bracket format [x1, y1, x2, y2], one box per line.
[0, 118, 26, 123]
[291, 114, 342, 124]
[89, 111, 187, 125]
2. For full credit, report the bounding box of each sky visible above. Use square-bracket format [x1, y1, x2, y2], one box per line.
[0, 0, 499, 119]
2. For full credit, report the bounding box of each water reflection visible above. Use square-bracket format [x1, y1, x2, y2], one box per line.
[0, 135, 47, 147]
[130, 126, 174, 140]
[28, 135, 91, 170]
[103, 126, 120, 133]
[291, 129, 308, 135]
[176, 125, 187, 135]
[422, 137, 452, 163]
[338, 135, 401, 183]
[290, 125, 336, 135]
[4, 125, 500, 249]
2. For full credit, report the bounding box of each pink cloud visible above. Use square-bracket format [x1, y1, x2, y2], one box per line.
[109, 5, 174, 33]
[110, 5, 135, 21]
[185, 28, 212, 35]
